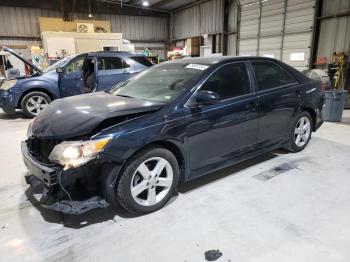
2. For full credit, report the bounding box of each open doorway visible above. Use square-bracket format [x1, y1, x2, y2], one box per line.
[82, 58, 96, 93]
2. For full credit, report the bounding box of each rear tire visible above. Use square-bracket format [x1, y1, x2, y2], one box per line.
[21, 91, 51, 118]
[284, 111, 313, 153]
[113, 147, 179, 214]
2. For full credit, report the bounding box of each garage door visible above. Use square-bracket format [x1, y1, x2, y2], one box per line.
[239, 0, 316, 71]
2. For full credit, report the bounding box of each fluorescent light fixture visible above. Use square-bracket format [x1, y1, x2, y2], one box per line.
[142, 1, 149, 6]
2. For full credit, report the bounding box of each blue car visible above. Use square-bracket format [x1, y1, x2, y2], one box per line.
[22, 56, 324, 214]
[0, 47, 152, 117]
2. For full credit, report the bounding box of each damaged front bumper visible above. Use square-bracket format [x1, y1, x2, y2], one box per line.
[22, 141, 121, 215]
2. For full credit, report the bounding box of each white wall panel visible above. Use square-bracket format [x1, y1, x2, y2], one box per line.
[239, 38, 258, 56]
[238, 0, 315, 71]
[227, 34, 237, 55]
[239, 1, 260, 39]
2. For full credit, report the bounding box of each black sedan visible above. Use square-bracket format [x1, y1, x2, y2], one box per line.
[22, 56, 324, 214]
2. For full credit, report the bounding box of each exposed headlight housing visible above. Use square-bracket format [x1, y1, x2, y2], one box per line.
[0, 79, 17, 90]
[49, 137, 112, 169]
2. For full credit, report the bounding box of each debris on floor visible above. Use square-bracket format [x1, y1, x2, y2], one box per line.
[204, 249, 223, 261]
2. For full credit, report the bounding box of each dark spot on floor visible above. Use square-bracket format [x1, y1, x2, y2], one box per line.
[253, 162, 295, 181]
[205, 249, 223, 261]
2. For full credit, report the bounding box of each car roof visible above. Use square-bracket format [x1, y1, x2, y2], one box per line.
[167, 56, 310, 83]
[168, 55, 282, 65]
[86, 51, 145, 58]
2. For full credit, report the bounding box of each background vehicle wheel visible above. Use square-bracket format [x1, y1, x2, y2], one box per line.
[115, 147, 179, 214]
[21, 91, 51, 118]
[284, 111, 313, 153]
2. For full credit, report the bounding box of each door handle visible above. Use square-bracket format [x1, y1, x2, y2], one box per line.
[246, 101, 259, 111]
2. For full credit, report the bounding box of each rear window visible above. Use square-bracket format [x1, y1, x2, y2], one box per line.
[251, 61, 297, 91]
[98, 57, 130, 70]
[129, 56, 153, 67]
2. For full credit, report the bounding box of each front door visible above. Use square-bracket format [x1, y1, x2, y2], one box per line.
[250, 60, 302, 148]
[96, 56, 133, 91]
[186, 62, 259, 174]
[59, 55, 86, 97]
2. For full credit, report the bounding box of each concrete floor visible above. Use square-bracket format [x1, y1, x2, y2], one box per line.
[0, 109, 350, 262]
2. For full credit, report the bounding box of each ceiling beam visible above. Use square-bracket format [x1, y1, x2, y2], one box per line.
[127, 0, 141, 5]
[0, 0, 169, 17]
[172, 0, 212, 12]
[151, 0, 176, 9]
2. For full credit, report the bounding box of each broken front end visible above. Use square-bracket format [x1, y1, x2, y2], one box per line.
[22, 135, 123, 214]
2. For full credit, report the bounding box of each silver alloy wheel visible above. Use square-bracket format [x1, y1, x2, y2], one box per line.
[294, 116, 311, 147]
[26, 95, 49, 115]
[130, 157, 173, 207]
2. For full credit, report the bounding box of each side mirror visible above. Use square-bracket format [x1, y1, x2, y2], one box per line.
[195, 90, 219, 105]
[56, 67, 64, 74]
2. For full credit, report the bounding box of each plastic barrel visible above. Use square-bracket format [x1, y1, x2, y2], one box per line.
[323, 90, 348, 122]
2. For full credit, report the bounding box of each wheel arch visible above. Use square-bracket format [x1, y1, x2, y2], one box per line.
[17, 88, 56, 108]
[124, 140, 187, 181]
[301, 107, 316, 131]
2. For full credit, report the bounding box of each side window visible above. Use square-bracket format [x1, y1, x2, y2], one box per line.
[201, 63, 250, 100]
[251, 61, 297, 91]
[98, 57, 130, 70]
[129, 56, 153, 67]
[64, 56, 85, 73]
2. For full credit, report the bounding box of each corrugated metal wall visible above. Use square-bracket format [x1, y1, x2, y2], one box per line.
[0, 7, 61, 38]
[317, 0, 350, 59]
[0, 6, 169, 43]
[172, 0, 223, 40]
[239, 0, 316, 71]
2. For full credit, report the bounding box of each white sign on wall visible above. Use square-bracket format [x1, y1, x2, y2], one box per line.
[290, 52, 305, 61]
[262, 53, 275, 58]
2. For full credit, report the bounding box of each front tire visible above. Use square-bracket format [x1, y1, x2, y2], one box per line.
[21, 91, 51, 118]
[115, 147, 179, 214]
[284, 111, 312, 152]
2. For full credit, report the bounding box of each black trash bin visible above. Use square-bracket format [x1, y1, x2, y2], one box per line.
[323, 90, 348, 122]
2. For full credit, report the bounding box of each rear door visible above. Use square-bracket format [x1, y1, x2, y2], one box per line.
[186, 62, 259, 174]
[96, 56, 132, 91]
[250, 60, 301, 148]
[59, 54, 85, 97]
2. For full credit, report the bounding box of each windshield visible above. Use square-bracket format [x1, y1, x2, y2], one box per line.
[43, 56, 75, 73]
[110, 62, 208, 102]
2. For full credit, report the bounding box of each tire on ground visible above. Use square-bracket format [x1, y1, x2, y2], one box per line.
[21, 91, 51, 118]
[112, 147, 179, 214]
[284, 111, 313, 153]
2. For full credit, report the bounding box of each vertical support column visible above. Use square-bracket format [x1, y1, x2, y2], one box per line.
[280, 0, 287, 61]
[310, 0, 323, 69]
[236, 1, 241, 55]
[222, 0, 229, 55]
[257, 1, 262, 56]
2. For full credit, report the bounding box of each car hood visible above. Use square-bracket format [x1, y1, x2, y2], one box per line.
[31, 92, 163, 139]
[3, 46, 43, 74]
